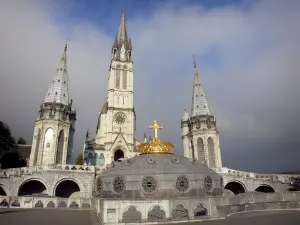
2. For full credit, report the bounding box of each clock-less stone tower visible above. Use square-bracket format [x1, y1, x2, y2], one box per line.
[29, 44, 76, 166]
[181, 58, 222, 172]
[94, 9, 137, 165]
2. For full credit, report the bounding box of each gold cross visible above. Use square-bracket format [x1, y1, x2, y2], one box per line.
[149, 120, 163, 139]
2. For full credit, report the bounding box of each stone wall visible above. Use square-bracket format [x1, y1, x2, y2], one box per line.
[0, 195, 92, 209]
[95, 191, 300, 224]
[0, 165, 96, 198]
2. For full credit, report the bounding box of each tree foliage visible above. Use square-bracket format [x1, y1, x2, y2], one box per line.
[17, 137, 26, 145]
[0, 121, 27, 169]
[75, 153, 83, 165]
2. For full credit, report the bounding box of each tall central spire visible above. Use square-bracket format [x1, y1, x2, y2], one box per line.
[191, 56, 211, 116]
[111, 9, 132, 62]
[116, 9, 128, 45]
[44, 44, 69, 106]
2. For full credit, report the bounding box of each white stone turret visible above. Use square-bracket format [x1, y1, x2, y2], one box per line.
[29, 44, 76, 167]
[181, 56, 222, 172]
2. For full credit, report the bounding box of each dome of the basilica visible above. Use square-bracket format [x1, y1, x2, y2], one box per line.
[94, 153, 223, 199]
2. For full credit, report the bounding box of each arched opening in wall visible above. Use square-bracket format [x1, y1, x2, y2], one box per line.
[0, 185, 7, 196]
[116, 69, 121, 89]
[224, 181, 246, 195]
[87, 152, 93, 165]
[55, 180, 80, 198]
[55, 130, 64, 164]
[94, 153, 98, 165]
[255, 185, 275, 193]
[18, 180, 47, 196]
[197, 137, 205, 164]
[33, 129, 41, 165]
[114, 149, 124, 162]
[42, 128, 54, 162]
[122, 70, 127, 89]
[207, 137, 216, 168]
[287, 188, 299, 192]
[99, 153, 105, 165]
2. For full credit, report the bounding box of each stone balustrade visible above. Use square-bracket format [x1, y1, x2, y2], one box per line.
[0, 164, 107, 178]
[221, 167, 299, 184]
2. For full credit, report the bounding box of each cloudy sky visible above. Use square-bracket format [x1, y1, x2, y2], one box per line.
[0, 0, 299, 173]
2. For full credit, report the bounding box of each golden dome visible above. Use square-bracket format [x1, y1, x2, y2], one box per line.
[139, 120, 175, 154]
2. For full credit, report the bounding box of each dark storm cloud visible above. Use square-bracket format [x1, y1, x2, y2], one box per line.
[0, 0, 299, 173]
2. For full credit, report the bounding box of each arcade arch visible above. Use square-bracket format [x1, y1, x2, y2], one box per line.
[18, 179, 47, 196]
[0, 185, 7, 196]
[255, 185, 275, 193]
[54, 179, 80, 198]
[224, 181, 246, 195]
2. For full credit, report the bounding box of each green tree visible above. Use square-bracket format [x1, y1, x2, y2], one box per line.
[75, 153, 83, 165]
[0, 121, 16, 153]
[17, 137, 26, 145]
[1, 148, 27, 169]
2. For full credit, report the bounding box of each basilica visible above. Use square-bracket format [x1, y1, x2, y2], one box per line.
[0, 9, 299, 224]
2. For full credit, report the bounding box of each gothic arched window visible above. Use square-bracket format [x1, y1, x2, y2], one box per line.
[56, 130, 64, 164]
[116, 69, 121, 89]
[197, 137, 205, 164]
[207, 137, 216, 168]
[122, 70, 127, 89]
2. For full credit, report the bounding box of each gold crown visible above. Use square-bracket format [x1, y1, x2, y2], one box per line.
[139, 120, 175, 154]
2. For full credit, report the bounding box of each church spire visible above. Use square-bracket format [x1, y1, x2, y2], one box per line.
[191, 56, 211, 116]
[44, 44, 69, 106]
[111, 9, 132, 62]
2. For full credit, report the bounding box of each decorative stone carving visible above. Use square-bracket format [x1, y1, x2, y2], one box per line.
[46, 201, 55, 208]
[172, 205, 188, 220]
[174, 175, 189, 193]
[194, 204, 207, 217]
[112, 176, 125, 195]
[148, 156, 155, 164]
[220, 176, 224, 189]
[11, 200, 20, 207]
[96, 177, 103, 196]
[0, 199, 8, 207]
[172, 157, 179, 164]
[142, 176, 157, 194]
[58, 201, 67, 208]
[204, 176, 213, 192]
[148, 206, 166, 222]
[122, 206, 142, 223]
[69, 201, 79, 208]
[35, 200, 44, 208]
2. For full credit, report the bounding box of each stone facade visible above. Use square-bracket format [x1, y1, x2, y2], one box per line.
[84, 9, 139, 167]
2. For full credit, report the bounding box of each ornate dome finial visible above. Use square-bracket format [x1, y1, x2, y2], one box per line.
[138, 120, 174, 154]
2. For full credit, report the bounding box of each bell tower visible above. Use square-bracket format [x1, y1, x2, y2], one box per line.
[94, 9, 137, 165]
[29, 44, 76, 166]
[181, 57, 222, 172]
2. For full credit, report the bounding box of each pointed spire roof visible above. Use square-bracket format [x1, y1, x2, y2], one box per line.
[85, 128, 90, 141]
[44, 44, 69, 106]
[191, 56, 211, 116]
[113, 9, 131, 50]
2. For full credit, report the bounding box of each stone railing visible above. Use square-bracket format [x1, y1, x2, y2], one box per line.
[221, 167, 299, 183]
[216, 191, 300, 217]
[0, 195, 93, 209]
[0, 164, 106, 178]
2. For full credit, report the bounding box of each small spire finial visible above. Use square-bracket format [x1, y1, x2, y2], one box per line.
[65, 37, 70, 50]
[193, 54, 197, 68]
